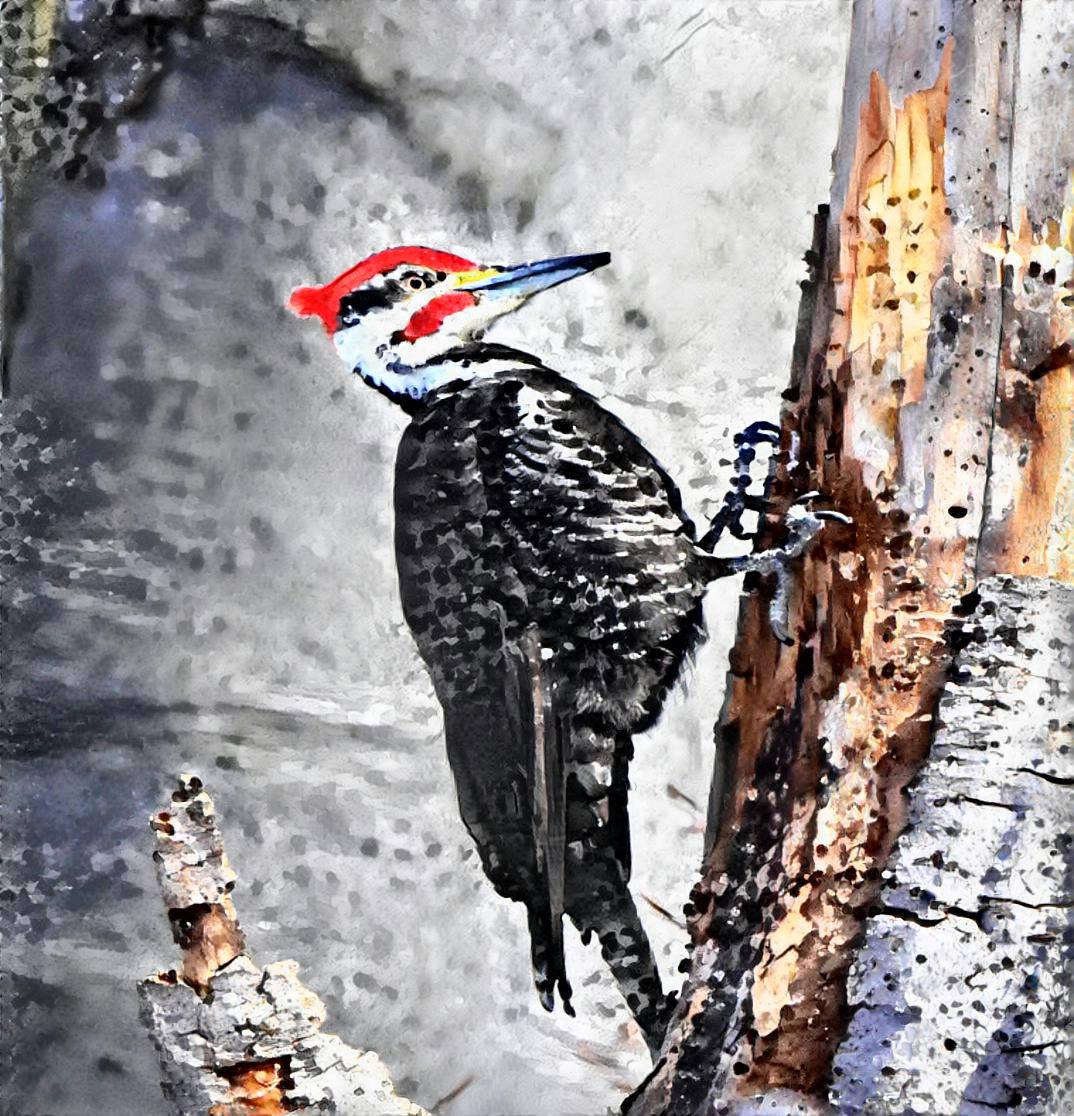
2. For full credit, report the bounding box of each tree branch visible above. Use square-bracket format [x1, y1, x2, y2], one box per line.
[139, 775, 427, 1116]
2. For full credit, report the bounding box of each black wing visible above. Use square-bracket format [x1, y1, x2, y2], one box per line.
[489, 369, 707, 733]
[393, 364, 704, 1017]
[393, 390, 574, 1011]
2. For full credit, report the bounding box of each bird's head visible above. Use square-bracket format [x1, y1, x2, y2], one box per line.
[288, 246, 610, 404]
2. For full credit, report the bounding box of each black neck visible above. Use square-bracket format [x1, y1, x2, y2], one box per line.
[387, 343, 550, 415]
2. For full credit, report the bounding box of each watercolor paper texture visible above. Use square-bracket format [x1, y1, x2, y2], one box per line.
[3, 3, 1071, 1115]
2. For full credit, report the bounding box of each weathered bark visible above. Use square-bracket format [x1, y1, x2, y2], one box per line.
[831, 574, 1073, 1114]
[139, 775, 427, 1116]
[628, 2, 1073, 1113]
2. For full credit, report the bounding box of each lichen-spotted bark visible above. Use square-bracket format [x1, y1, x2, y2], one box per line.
[626, 4, 1036, 1112]
[979, 188, 1074, 580]
[150, 781, 246, 995]
[830, 575, 1074, 1114]
[140, 776, 427, 1116]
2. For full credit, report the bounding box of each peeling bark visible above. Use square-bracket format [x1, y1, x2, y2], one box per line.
[139, 775, 427, 1116]
[628, 2, 1073, 1114]
[976, 0, 1074, 583]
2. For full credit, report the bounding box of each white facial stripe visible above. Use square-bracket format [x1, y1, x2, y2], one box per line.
[333, 323, 476, 398]
[333, 321, 386, 377]
[332, 288, 524, 400]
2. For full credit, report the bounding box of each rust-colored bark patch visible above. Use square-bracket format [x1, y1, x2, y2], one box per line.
[694, 41, 974, 1095]
[210, 1060, 290, 1116]
[150, 783, 247, 995]
[170, 902, 246, 994]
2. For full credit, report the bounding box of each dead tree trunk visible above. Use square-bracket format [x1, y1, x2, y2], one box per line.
[140, 775, 428, 1116]
[628, 2, 1073, 1113]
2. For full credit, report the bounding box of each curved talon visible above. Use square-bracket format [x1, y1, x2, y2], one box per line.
[700, 419, 782, 552]
[700, 424, 852, 642]
[734, 419, 782, 446]
[723, 493, 852, 643]
[727, 494, 768, 540]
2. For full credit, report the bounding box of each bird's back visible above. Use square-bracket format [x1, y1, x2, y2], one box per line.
[392, 352, 703, 1037]
[393, 354, 707, 732]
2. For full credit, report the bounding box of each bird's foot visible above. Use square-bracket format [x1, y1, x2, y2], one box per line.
[697, 419, 782, 552]
[532, 957, 575, 1017]
[729, 491, 852, 643]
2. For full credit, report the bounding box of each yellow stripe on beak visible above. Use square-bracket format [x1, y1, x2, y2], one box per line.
[453, 267, 502, 289]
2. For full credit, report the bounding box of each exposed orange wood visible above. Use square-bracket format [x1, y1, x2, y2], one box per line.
[150, 805, 246, 995]
[176, 903, 246, 994]
[210, 1061, 289, 1116]
[695, 40, 982, 1093]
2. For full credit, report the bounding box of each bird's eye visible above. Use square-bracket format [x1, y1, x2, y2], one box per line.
[405, 274, 429, 291]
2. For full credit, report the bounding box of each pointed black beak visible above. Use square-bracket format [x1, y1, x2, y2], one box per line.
[456, 252, 611, 299]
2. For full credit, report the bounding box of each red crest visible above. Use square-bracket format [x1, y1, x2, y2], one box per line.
[288, 246, 477, 334]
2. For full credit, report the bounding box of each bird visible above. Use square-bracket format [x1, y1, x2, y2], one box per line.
[288, 246, 843, 1054]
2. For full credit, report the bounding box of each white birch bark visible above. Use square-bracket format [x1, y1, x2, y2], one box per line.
[832, 576, 1073, 1113]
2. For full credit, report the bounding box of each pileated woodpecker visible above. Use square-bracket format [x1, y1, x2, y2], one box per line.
[289, 246, 843, 1053]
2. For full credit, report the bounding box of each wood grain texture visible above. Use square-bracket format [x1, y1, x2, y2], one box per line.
[628, 2, 1073, 1112]
[978, 0, 1074, 579]
[139, 776, 426, 1116]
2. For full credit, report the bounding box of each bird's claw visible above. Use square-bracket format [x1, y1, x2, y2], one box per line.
[733, 492, 852, 644]
[698, 419, 783, 552]
[698, 422, 850, 642]
[734, 419, 781, 447]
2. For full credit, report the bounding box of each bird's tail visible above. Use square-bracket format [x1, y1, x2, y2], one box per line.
[528, 903, 574, 1016]
[567, 876, 670, 1056]
[513, 627, 575, 1017]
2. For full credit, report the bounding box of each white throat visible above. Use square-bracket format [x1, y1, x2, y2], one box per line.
[332, 326, 476, 400]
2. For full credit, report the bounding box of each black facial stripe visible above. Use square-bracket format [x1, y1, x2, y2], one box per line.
[338, 286, 395, 326]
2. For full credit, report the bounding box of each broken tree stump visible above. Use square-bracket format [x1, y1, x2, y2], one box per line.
[139, 775, 427, 1116]
[628, 1, 1073, 1113]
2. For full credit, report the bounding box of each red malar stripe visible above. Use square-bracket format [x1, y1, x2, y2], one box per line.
[399, 292, 476, 342]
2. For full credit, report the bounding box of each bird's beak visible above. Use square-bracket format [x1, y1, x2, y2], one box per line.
[453, 252, 611, 300]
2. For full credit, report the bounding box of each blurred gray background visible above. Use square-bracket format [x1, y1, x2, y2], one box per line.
[1, 2, 849, 1113]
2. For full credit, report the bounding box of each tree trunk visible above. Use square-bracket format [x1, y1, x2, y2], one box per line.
[628, 2, 1073, 1113]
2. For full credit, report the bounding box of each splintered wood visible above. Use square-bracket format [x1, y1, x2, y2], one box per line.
[980, 186, 1074, 579]
[149, 781, 245, 995]
[139, 775, 427, 1116]
[628, 3, 1073, 1113]
[708, 41, 969, 1092]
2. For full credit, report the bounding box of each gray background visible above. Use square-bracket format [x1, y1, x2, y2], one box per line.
[2, 3, 849, 1113]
